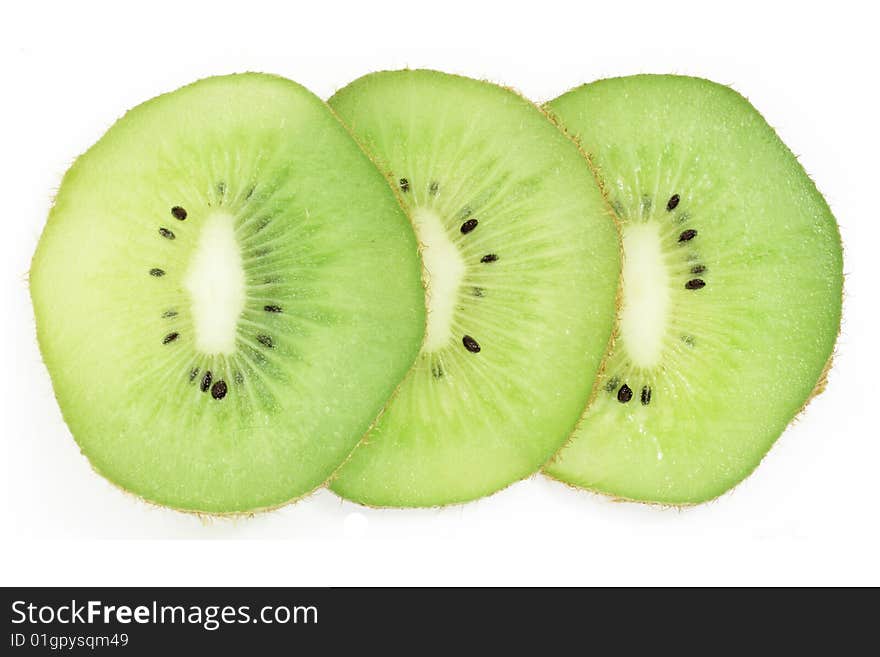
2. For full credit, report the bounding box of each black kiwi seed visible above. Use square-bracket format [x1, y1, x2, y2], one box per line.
[399, 178, 409, 192]
[641, 386, 652, 406]
[429, 181, 439, 195]
[149, 268, 165, 277]
[211, 380, 228, 400]
[460, 218, 479, 234]
[159, 227, 175, 240]
[462, 335, 481, 353]
[472, 287, 484, 297]
[201, 371, 212, 392]
[189, 367, 199, 382]
[617, 384, 633, 403]
[162, 310, 178, 318]
[678, 229, 697, 242]
[257, 334, 274, 349]
[666, 194, 680, 211]
[604, 376, 620, 392]
[264, 305, 282, 313]
[480, 254, 499, 263]
[162, 332, 179, 344]
[685, 278, 706, 290]
[690, 264, 706, 274]
[171, 206, 187, 220]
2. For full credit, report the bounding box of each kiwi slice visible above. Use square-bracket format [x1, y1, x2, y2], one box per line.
[327, 70, 620, 507]
[30, 73, 425, 513]
[543, 75, 843, 504]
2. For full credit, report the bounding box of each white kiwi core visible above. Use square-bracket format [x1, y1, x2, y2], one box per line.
[619, 222, 670, 368]
[412, 207, 465, 352]
[183, 211, 246, 355]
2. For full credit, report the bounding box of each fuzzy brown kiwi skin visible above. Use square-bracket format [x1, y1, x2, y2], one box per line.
[537, 100, 624, 470]
[319, 95, 433, 509]
[538, 79, 845, 509]
[322, 70, 623, 510]
[29, 73, 428, 519]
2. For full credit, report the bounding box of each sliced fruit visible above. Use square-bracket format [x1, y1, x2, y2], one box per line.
[328, 69, 620, 507]
[544, 75, 843, 504]
[30, 73, 425, 513]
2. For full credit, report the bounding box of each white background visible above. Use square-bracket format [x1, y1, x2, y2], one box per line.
[2, 1, 878, 586]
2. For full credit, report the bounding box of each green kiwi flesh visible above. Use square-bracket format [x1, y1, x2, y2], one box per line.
[328, 70, 621, 507]
[30, 73, 426, 513]
[544, 75, 843, 504]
